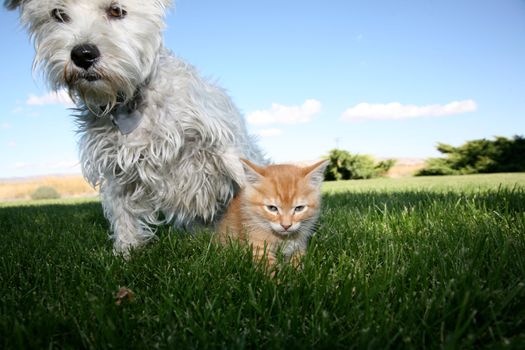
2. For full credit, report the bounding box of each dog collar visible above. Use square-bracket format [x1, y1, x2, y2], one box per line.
[108, 90, 144, 135]
[111, 104, 143, 135]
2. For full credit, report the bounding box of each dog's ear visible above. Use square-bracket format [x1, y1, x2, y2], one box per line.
[4, 0, 23, 10]
[156, 0, 173, 9]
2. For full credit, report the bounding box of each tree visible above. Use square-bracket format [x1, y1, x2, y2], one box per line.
[375, 159, 397, 177]
[416, 135, 525, 176]
[324, 149, 396, 180]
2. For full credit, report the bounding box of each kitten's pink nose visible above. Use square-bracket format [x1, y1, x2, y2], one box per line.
[281, 223, 292, 231]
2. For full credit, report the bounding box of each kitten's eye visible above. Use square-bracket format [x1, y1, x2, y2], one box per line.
[107, 4, 127, 19]
[51, 9, 70, 23]
[294, 205, 306, 213]
[265, 205, 279, 213]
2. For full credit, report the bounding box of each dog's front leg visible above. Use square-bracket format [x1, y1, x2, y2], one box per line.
[101, 188, 154, 257]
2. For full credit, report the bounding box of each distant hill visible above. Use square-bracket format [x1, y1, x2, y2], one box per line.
[385, 158, 426, 178]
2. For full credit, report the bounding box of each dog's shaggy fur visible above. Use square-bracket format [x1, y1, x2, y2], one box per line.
[6, 0, 265, 255]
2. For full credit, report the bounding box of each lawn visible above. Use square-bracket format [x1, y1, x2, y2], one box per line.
[1, 173, 524, 348]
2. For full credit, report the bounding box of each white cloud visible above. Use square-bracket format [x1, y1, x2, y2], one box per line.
[1, 122, 11, 130]
[26, 90, 74, 107]
[257, 128, 283, 137]
[340, 99, 477, 122]
[247, 99, 321, 125]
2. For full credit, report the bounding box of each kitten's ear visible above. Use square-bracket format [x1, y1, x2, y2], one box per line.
[240, 158, 266, 185]
[303, 160, 329, 187]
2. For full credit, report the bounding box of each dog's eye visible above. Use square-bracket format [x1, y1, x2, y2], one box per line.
[107, 4, 127, 19]
[51, 8, 70, 23]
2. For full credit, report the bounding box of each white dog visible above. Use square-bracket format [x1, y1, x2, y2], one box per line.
[6, 0, 265, 255]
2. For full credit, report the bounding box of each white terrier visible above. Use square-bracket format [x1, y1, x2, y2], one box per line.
[5, 0, 265, 255]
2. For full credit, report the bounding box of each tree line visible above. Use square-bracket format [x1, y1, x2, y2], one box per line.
[415, 135, 525, 176]
[323, 135, 524, 180]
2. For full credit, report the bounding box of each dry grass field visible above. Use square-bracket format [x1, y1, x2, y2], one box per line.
[384, 157, 426, 178]
[0, 159, 424, 202]
[0, 175, 96, 201]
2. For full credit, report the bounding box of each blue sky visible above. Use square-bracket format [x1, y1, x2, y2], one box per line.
[1, 0, 524, 178]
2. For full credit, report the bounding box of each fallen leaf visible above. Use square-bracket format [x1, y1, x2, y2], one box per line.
[115, 287, 134, 305]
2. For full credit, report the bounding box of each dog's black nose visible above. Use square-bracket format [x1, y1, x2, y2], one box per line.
[71, 44, 100, 70]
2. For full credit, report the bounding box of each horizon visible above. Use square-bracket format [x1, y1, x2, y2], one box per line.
[1, 0, 524, 179]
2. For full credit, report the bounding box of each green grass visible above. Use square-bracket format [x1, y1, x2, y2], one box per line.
[1, 173, 524, 349]
[323, 172, 525, 193]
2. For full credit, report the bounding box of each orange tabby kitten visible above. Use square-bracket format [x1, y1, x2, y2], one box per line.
[217, 159, 328, 267]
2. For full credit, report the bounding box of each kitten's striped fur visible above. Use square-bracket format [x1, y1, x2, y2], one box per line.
[217, 159, 328, 267]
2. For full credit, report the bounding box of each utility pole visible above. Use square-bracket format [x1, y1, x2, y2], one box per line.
[335, 137, 341, 149]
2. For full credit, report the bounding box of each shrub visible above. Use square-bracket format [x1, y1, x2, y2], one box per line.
[31, 186, 61, 200]
[417, 135, 525, 176]
[346, 154, 377, 179]
[324, 149, 352, 181]
[415, 158, 458, 176]
[374, 159, 397, 176]
[324, 149, 396, 180]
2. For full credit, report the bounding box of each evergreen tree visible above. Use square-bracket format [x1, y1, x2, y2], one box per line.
[416, 135, 525, 176]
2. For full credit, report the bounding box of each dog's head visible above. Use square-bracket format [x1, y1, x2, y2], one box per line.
[6, 0, 172, 112]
